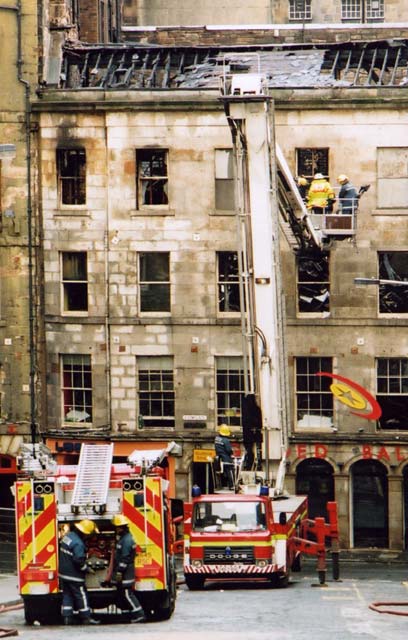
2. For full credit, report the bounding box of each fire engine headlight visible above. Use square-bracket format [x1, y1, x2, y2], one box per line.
[192, 560, 203, 568]
[255, 559, 268, 568]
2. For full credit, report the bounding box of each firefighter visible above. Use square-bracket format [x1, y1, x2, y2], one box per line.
[296, 176, 309, 201]
[215, 424, 235, 489]
[58, 519, 100, 625]
[306, 173, 335, 214]
[111, 514, 146, 623]
[336, 174, 359, 215]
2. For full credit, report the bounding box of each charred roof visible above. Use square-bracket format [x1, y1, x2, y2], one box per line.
[58, 39, 408, 90]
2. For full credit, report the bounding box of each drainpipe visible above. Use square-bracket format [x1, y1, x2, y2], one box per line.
[0, 1, 37, 446]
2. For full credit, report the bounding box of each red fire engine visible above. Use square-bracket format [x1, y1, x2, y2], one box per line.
[14, 442, 183, 625]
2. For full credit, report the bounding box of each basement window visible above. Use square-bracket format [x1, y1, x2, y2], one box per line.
[297, 252, 330, 315]
[217, 251, 240, 313]
[136, 149, 168, 207]
[62, 354, 92, 424]
[289, 0, 312, 21]
[377, 358, 408, 430]
[215, 149, 235, 211]
[57, 148, 86, 206]
[378, 252, 408, 314]
[61, 251, 88, 313]
[139, 252, 170, 313]
[296, 148, 329, 181]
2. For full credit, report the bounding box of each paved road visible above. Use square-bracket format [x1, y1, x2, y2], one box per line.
[2, 563, 408, 639]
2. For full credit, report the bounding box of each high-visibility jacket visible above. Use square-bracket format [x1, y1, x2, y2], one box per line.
[307, 178, 335, 210]
[58, 531, 88, 583]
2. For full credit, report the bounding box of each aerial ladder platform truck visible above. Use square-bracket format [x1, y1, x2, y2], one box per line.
[183, 59, 340, 591]
[14, 441, 183, 625]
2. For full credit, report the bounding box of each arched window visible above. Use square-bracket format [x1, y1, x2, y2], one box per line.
[295, 458, 334, 519]
[351, 459, 388, 548]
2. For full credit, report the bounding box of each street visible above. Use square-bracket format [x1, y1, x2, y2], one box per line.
[2, 563, 408, 639]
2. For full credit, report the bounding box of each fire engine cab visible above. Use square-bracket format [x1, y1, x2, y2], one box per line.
[14, 441, 183, 625]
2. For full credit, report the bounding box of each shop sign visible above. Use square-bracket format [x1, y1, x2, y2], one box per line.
[288, 443, 408, 464]
[193, 448, 215, 463]
[317, 372, 382, 420]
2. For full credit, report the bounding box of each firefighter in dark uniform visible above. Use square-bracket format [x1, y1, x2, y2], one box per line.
[111, 514, 146, 623]
[58, 519, 100, 625]
[215, 424, 235, 489]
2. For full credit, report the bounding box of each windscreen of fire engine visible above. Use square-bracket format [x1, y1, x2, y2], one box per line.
[192, 501, 266, 533]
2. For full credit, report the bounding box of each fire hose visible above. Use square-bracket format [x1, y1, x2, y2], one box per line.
[0, 602, 22, 636]
[369, 601, 408, 616]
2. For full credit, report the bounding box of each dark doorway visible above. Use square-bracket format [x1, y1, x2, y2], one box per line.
[402, 465, 408, 549]
[192, 462, 214, 494]
[295, 458, 334, 519]
[351, 459, 388, 548]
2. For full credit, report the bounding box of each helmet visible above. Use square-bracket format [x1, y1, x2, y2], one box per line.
[219, 424, 231, 437]
[297, 177, 308, 186]
[112, 514, 130, 527]
[75, 519, 99, 535]
[314, 173, 324, 179]
[337, 174, 349, 184]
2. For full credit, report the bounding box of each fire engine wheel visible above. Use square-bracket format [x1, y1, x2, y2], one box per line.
[269, 572, 290, 589]
[291, 553, 302, 573]
[185, 575, 205, 591]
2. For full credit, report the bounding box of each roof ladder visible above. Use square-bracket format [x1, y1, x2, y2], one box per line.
[71, 443, 114, 515]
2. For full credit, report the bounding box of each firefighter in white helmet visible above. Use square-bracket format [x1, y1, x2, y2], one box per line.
[111, 514, 146, 623]
[58, 519, 100, 625]
[307, 173, 335, 214]
[215, 424, 235, 489]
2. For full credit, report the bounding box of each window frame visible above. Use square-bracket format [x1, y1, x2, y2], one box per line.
[378, 252, 408, 316]
[61, 251, 88, 315]
[296, 148, 329, 181]
[138, 251, 171, 315]
[217, 251, 241, 315]
[136, 356, 175, 429]
[56, 147, 86, 207]
[214, 148, 235, 212]
[136, 148, 169, 210]
[377, 147, 408, 210]
[216, 356, 245, 428]
[376, 357, 408, 430]
[295, 356, 334, 430]
[296, 252, 330, 316]
[61, 354, 93, 426]
[288, 0, 312, 22]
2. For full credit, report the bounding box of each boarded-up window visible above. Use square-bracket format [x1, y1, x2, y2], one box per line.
[215, 149, 235, 210]
[377, 148, 408, 208]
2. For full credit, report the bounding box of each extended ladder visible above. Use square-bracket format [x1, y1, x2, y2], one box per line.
[71, 443, 114, 514]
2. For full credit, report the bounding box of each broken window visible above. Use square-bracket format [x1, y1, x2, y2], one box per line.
[137, 356, 175, 428]
[57, 148, 86, 206]
[218, 251, 240, 313]
[136, 149, 168, 207]
[216, 356, 244, 428]
[289, 0, 312, 21]
[297, 252, 330, 314]
[61, 251, 88, 313]
[295, 357, 334, 428]
[139, 252, 170, 312]
[377, 358, 408, 430]
[296, 148, 329, 181]
[378, 252, 408, 314]
[341, 0, 384, 21]
[215, 149, 235, 210]
[377, 148, 408, 209]
[62, 354, 92, 424]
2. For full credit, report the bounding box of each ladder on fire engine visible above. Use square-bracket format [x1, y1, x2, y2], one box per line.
[71, 443, 114, 514]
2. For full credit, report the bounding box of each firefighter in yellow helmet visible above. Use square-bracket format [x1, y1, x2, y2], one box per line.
[296, 176, 309, 201]
[111, 514, 146, 623]
[58, 519, 100, 625]
[307, 173, 335, 214]
[215, 424, 235, 489]
[336, 174, 359, 215]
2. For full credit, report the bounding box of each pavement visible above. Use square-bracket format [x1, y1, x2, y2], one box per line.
[0, 574, 21, 610]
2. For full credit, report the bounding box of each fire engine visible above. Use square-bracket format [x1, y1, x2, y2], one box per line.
[183, 60, 341, 590]
[14, 441, 183, 625]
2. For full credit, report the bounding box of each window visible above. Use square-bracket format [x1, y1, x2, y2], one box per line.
[61, 252, 88, 313]
[377, 148, 408, 209]
[341, 0, 384, 21]
[57, 148, 86, 205]
[295, 357, 333, 428]
[289, 0, 312, 21]
[378, 252, 408, 314]
[296, 148, 329, 180]
[137, 356, 175, 428]
[216, 356, 244, 427]
[218, 252, 240, 313]
[215, 149, 235, 211]
[136, 149, 168, 207]
[62, 354, 92, 424]
[139, 252, 170, 313]
[297, 252, 330, 314]
[377, 358, 408, 430]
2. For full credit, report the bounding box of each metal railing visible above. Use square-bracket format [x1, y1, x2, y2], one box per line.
[0, 507, 16, 573]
